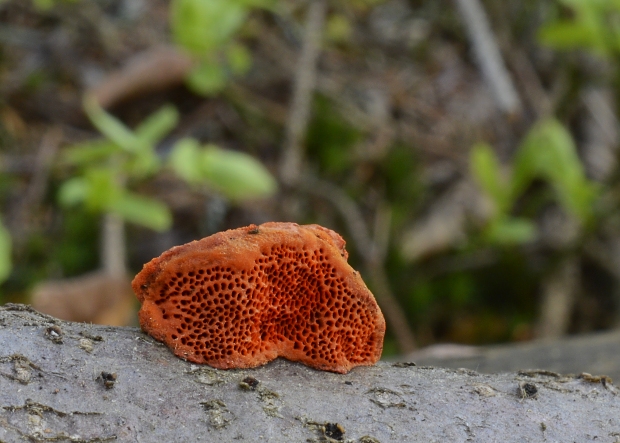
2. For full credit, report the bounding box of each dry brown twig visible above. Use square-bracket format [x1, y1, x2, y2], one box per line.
[89, 45, 193, 109]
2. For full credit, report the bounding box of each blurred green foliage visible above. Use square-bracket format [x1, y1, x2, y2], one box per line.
[0, 218, 11, 284]
[59, 96, 277, 231]
[306, 96, 362, 177]
[380, 144, 423, 230]
[1, 0, 616, 348]
[539, 0, 620, 58]
[10, 0, 79, 11]
[169, 138, 277, 201]
[59, 96, 178, 232]
[471, 118, 599, 246]
[52, 209, 100, 276]
[171, 0, 274, 95]
[513, 119, 599, 223]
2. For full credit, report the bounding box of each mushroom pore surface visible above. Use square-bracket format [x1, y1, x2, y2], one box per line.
[132, 222, 385, 373]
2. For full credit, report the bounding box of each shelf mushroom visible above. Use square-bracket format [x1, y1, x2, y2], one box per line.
[132, 222, 385, 374]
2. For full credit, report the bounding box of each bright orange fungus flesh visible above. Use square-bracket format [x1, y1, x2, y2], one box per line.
[132, 222, 385, 373]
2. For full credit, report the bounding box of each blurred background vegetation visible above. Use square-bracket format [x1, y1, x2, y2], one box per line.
[1, 0, 620, 357]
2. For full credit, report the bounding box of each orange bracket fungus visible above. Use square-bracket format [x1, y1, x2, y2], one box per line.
[132, 222, 386, 374]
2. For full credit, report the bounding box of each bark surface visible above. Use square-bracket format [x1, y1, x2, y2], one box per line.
[1, 304, 619, 443]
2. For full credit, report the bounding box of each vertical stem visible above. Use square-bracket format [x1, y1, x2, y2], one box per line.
[279, 0, 327, 186]
[101, 212, 127, 278]
[101, 153, 128, 279]
[536, 257, 579, 339]
[366, 263, 417, 353]
[11, 127, 61, 248]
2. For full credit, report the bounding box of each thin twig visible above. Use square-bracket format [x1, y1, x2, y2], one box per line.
[535, 257, 579, 339]
[508, 48, 552, 118]
[11, 126, 62, 246]
[299, 176, 373, 261]
[372, 202, 392, 265]
[453, 0, 522, 115]
[275, 1, 416, 351]
[102, 154, 127, 278]
[299, 175, 417, 353]
[101, 213, 127, 278]
[279, 0, 327, 186]
[583, 239, 620, 329]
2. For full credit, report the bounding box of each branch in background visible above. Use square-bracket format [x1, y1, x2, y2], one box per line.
[453, 0, 522, 116]
[298, 175, 417, 353]
[276, 1, 415, 352]
[581, 87, 619, 181]
[372, 202, 392, 265]
[301, 177, 373, 259]
[10, 126, 62, 247]
[89, 45, 193, 109]
[584, 237, 620, 330]
[536, 257, 580, 339]
[409, 326, 620, 382]
[400, 180, 486, 261]
[75, 1, 124, 57]
[278, 0, 327, 186]
[508, 48, 553, 118]
[580, 87, 620, 326]
[101, 212, 127, 278]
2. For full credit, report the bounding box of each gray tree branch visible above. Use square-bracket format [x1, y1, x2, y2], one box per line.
[279, 0, 327, 186]
[1, 304, 619, 442]
[453, 0, 522, 115]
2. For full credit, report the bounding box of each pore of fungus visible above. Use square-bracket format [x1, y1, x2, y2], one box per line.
[132, 222, 385, 374]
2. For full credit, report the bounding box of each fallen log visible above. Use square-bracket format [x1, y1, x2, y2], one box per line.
[408, 330, 620, 382]
[1, 303, 619, 442]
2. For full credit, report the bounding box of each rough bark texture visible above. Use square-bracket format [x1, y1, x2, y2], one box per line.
[1, 304, 619, 443]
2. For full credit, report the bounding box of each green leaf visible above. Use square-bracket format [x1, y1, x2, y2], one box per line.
[169, 138, 203, 183]
[0, 218, 12, 283]
[470, 143, 511, 214]
[127, 150, 161, 179]
[61, 141, 120, 166]
[32, 0, 54, 9]
[512, 118, 599, 222]
[485, 217, 537, 245]
[557, 0, 620, 11]
[186, 61, 228, 96]
[171, 0, 247, 55]
[200, 144, 277, 200]
[110, 193, 172, 232]
[236, 0, 276, 8]
[58, 177, 89, 207]
[226, 43, 252, 76]
[83, 168, 122, 211]
[83, 95, 145, 153]
[30, 0, 79, 9]
[538, 22, 599, 51]
[135, 105, 180, 145]
[538, 0, 618, 57]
